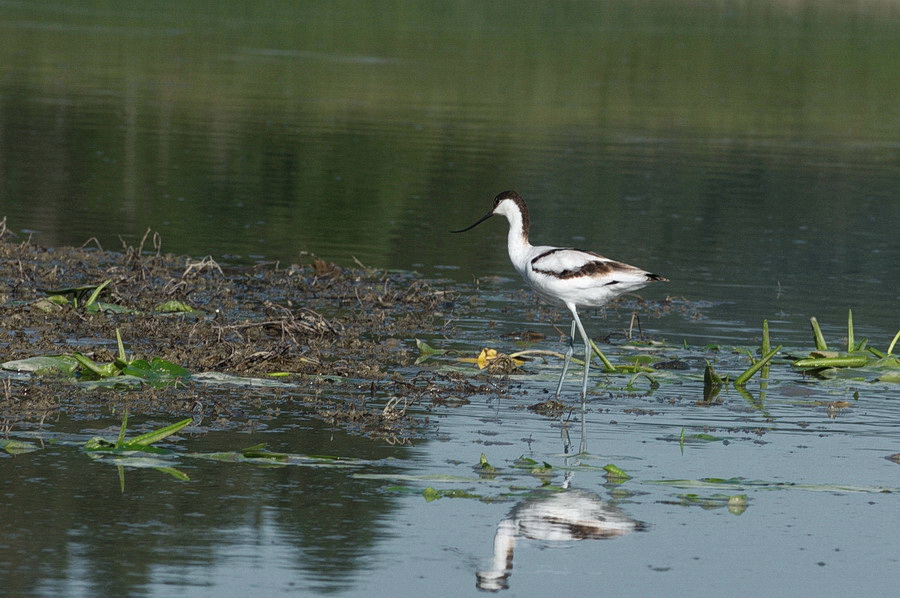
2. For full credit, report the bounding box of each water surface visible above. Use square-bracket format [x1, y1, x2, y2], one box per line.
[1, 1, 898, 596]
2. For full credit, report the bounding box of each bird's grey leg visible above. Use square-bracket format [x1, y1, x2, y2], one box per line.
[567, 305, 592, 405]
[554, 319, 576, 399]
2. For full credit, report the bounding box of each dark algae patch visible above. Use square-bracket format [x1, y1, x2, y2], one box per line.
[0, 228, 457, 439]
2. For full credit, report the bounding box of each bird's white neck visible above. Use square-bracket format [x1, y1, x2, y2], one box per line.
[502, 206, 532, 276]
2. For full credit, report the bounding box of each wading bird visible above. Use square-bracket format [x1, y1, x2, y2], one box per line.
[452, 190, 667, 403]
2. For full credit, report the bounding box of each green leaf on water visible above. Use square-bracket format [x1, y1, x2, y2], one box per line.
[155, 466, 190, 481]
[513, 456, 539, 468]
[792, 355, 870, 369]
[415, 339, 445, 355]
[649, 477, 894, 494]
[422, 486, 480, 502]
[702, 361, 723, 402]
[0, 439, 41, 455]
[603, 463, 631, 480]
[77, 375, 144, 390]
[239, 443, 289, 461]
[31, 298, 64, 312]
[125, 418, 192, 448]
[478, 453, 496, 473]
[154, 300, 196, 313]
[415, 339, 447, 363]
[72, 352, 120, 379]
[122, 358, 191, 385]
[1, 355, 79, 376]
[83, 437, 116, 450]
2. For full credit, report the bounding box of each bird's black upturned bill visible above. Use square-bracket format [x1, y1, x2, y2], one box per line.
[451, 211, 494, 233]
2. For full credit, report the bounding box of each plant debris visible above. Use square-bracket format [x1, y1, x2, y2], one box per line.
[0, 232, 459, 439]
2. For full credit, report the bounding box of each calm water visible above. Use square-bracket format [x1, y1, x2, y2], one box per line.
[1, 1, 899, 596]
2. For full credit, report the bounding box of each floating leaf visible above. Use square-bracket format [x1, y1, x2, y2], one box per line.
[154, 300, 196, 313]
[84, 302, 134, 314]
[702, 361, 723, 402]
[31, 298, 64, 312]
[415, 339, 446, 357]
[650, 477, 894, 494]
[478, 453, 496, 473]
[72, 352, 120, 379]
[122, 358, 191, 385]
[238, 443, 289, 462]
[603, 463, 631, 481]
[793, 355, 870, 369]
[422, 486, 480, 501]
[125, 418, 192, 448]
[155, 466, 190, 481]
[2, 355, 79, 376]
[0, 439, 41, 455]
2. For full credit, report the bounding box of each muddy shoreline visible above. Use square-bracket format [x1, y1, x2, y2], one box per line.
[0, 228, 477, 439]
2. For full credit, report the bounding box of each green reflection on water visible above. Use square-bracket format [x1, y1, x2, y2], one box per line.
[2, 0, 895, 137]
[0, 0, 896, 338]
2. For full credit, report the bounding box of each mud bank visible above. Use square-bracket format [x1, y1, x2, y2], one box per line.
[0, 227, 477, 439]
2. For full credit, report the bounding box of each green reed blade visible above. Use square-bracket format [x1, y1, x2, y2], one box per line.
[734, 345, 781, 387]
[125, 418, 192, 448]
[792, 355, 869, 368]
[847, 309, 854, 352]
[115, 409, 129, 449]
[810, 317, 827, 351]
[589, 339, 617, 372]
[888, 329, 900, 356]
[116, 328, 127, 363]
[84, 279, 111, 308]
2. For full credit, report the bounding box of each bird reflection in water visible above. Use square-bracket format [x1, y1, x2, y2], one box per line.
[476, 486, 645, 591]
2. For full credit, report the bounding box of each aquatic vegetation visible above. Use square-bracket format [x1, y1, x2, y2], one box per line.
[477, 453, 497, 474]
[0, 438, 41, 455]
[648, 476, 896, 494]
[423, 487, 483, 501]
[603, 463, 632, 482]
[83, 409, 192, 453]
[662, 493, 749, 514]
[2, 329, 190, 388]
[82, 410, 193, 487]
[418, 312, 899, 402]
[792, 311, 900, 383]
